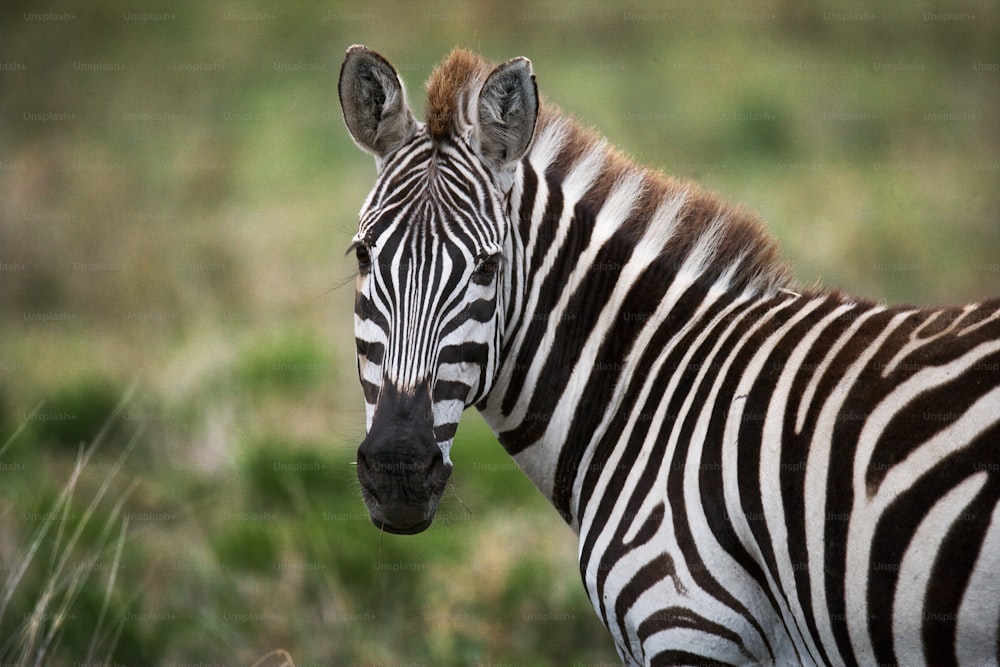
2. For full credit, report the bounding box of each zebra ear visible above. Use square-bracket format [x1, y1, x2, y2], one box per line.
[476, 57, 538, 169]
[339, 45, 417, 158]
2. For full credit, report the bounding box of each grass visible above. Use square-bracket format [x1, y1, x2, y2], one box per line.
[1, 397, 138, 665]
[0, 1, 997, 663]
[0, 381, 613, 664]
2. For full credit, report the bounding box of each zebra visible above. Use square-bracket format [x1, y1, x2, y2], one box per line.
[338, 45, 1000, 666]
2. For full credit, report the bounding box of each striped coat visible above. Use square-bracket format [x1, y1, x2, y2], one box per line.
[340, 46, 1000, 665]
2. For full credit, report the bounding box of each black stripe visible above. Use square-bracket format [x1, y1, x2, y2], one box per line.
[650, 650, 734, 667]
[356, 340, 385, 366]
[438, 342, 489, 366]
[577, 281, 732, 532]
[922, 467, 1000, 667]
[639, 605, 752, 666]
[499, 172, 566, 416]
[729, 297, 835, 665]
[433, 380, 471, 403]
[439, 297, 498, 340]
[582, 285, 739, 628]
[361, 378, 379, 404]
[433, 421, 459, 443]
[516, 158, 538, 249]
[500, 200, 615, 451]
[819, 307, 905, 665]
[613, 554, 679, 661]
[867, 429, 1000, 667]
[665, 295, 791, 664]
[355, 292, 389, 331]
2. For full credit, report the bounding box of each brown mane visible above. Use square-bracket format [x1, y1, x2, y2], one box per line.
[529, 104, 793, 295]
[425, 48, 490, 140]
[423, 48, 791, 296]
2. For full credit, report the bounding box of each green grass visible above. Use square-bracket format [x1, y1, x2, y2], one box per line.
[0, 399, 141, 664]
[3, 394, 610, 664]
[0, 0, 997, 663]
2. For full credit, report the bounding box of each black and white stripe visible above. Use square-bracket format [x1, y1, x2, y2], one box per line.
[352, 134, 509, 450]
[340, 46, 1000, 665]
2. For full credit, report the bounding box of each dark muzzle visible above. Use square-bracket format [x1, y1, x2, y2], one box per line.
[356, 384, 452, 534]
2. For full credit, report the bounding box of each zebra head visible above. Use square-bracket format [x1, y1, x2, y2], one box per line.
[338, 46, 538, 534]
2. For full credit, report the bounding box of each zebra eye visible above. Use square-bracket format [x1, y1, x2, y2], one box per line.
[472, 253, 501, 286]
[355, 244, 372, 272]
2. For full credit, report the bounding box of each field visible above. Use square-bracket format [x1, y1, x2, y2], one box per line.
[1, 1, 997, 664]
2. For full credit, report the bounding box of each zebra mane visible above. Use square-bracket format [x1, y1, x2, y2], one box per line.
[424, 48, 792, 296]
[530, 104, 793, 297]
[425, 48, 490, 141]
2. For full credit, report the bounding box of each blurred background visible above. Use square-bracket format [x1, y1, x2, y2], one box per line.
[0, 1, 997, 664]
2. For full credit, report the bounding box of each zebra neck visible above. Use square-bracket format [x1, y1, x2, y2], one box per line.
[478, 106, 792, 529]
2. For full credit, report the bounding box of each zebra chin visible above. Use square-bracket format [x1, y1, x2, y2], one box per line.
[356, 446, 451, 534]
[356, 461, 451, 535]
[364, 505, 439, 535]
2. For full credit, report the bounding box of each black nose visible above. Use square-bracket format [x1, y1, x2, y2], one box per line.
[356, 383, 452, 534]
[356, 445, 450, 533]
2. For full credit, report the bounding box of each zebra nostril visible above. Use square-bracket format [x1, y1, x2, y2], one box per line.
[426, 453, 451, 486]
[422, 455, 438, 474]
[356, 450, 372, 481]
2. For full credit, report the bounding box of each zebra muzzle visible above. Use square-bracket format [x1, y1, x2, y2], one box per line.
[356, 385, 453, 534]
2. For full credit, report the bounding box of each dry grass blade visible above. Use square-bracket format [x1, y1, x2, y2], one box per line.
[0, 382, 140, 665]
[250, 648, 297, 667]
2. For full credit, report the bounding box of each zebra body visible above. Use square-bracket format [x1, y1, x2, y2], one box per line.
[339, 46, 1000, 665]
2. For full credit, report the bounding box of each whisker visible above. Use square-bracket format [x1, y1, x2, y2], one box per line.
[316, 272, 357, 299]
[448, 479, 473, 519]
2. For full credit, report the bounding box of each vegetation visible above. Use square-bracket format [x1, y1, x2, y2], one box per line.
[1, 1, 996, 663]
